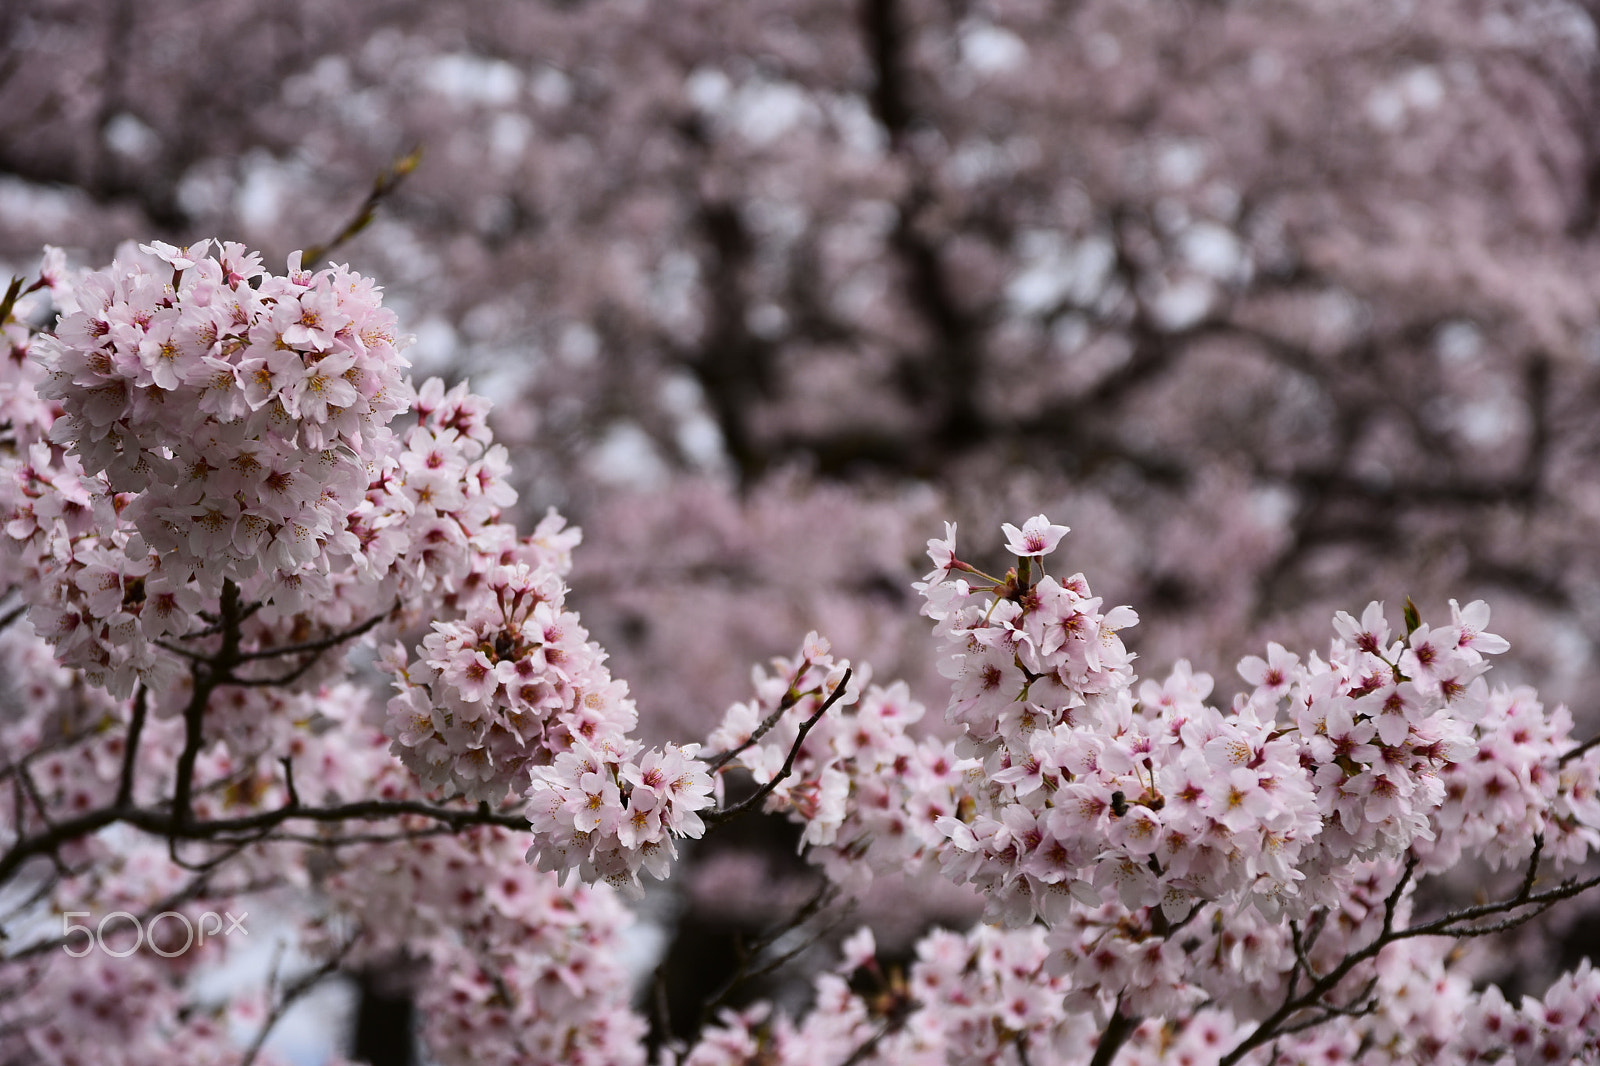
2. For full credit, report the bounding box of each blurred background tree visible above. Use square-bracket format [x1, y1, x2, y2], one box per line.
[6, 0, 1600, 1057]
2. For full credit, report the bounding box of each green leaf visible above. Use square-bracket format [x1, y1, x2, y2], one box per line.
[1403, 597, 1421, 638]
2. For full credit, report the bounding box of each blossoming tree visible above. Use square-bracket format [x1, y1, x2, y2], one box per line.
[11, 0, 1600, 746]
[2, 241, 1600, 1065]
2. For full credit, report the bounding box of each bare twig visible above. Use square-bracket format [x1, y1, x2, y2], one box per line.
[697, 879, 839, 1030]
[1516, 834, 1544, 901]
[301, 148, 423, 266]
[0, 602, 27, 634]
[703, 659, 820, 774]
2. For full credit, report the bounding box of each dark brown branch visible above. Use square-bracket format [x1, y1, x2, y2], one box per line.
[0, 808, 121, 886]
[178, 599, 263, 640]
[267, 827, 457, 847]
[0, 601, 27, 634]
[232, 602, 397, 664]
[114, 684, 148, 808]
[172, 580, 246, 831]
[158, 798, 530, 839]
[1218, 850, 1597, 1066]
[0, 794, 530, 890]
[279, 757, 300, 812]
[1087, 1004, 1138, 1066]
[1562, 733, 1600, 766]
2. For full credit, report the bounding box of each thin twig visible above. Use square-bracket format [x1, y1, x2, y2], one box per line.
[232, 603, 397, 664]
[697, 879, 839, 1030]
[1218, 851, 1599, 1066]
[1561, 733, 1600, 766]
[0, 602, 27, 634]
[301, 148, 423, 266]
[703, 658, 819, 774]
[240, 935, 359, 1066]
[1515, 834, 1544, 901]
[704, 668, 853, 825]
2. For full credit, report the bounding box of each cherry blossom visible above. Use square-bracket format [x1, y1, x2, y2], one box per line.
[4, 241, 1600, 1066]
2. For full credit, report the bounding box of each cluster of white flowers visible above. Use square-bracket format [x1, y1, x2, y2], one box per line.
[375, 440, 717, 890]
[383, 554, 627, 803]
[677, 898, 1600, 1066]
[13, 240, 1600, 1066]
[325, 825, 649, 1066]
[678, 925, 1092, 1066]
[914, 516, 1600, 931]
[707, 637, 969, 894]
[1423, 683, 1600, 871]
[13, 241, 409, 694]
[523, 736, 714, 895]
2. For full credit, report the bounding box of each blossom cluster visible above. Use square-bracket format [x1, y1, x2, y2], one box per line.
[382, 551, 619, 803]
[376, 462, 716, 891]
[915, 516, 1600, 932]
[12, 237, 1600, 1066]
[0, 647, 649, 1066]
[325, 824, 649, 1066]
[707, 635, 970, 894]
[11, 241, 409, 694]
[523, 736, 714, 895]
[677, 908, 1600, 1066]
[678, 924, 1092, 1066]
[1424, 683, 1600, 872]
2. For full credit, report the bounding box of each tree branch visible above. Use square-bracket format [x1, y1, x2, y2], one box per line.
[114, 684, 148, 809]
[300, 148, 422, 266]
[1219, 849, 1594, 1066]
[232, 602, 397, 664]
[240, 934, 359, 1066]
[704, 668, 853, 825]
[1087, 1004, 1138, 1066]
